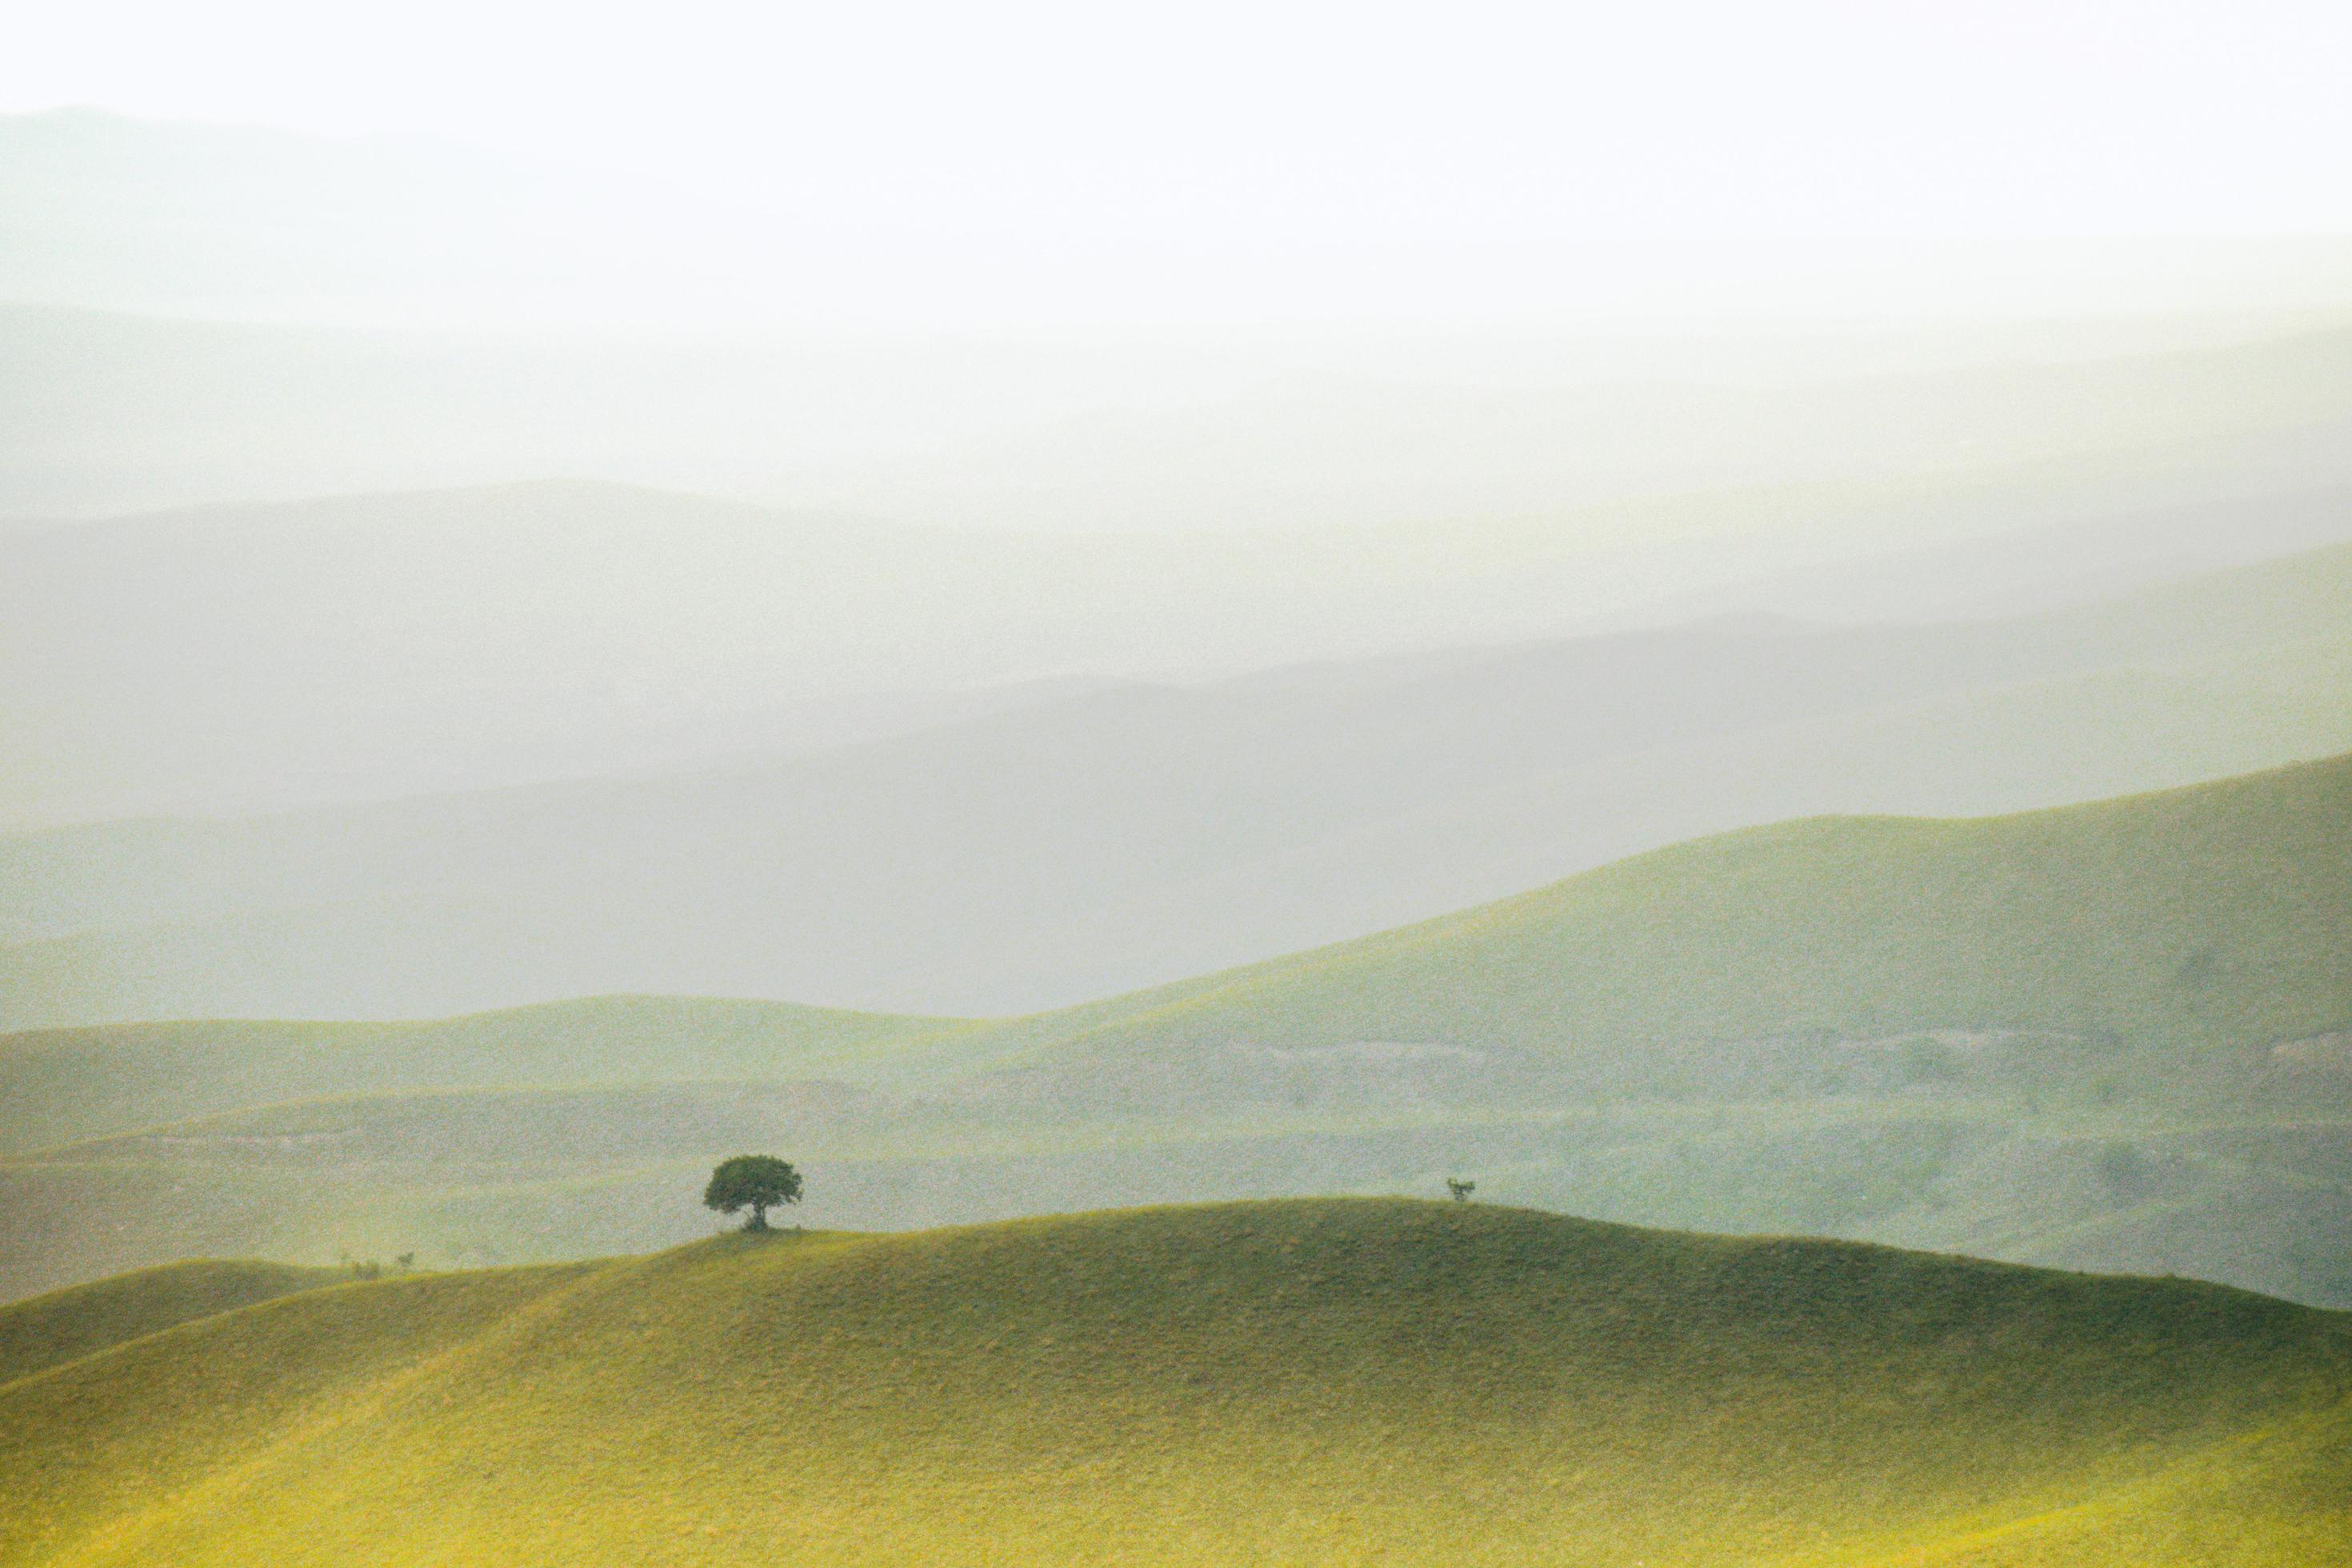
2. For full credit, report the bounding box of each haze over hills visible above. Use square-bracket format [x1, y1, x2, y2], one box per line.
[3, 1202, 2347, 1566]
[10, 298, 2352, 522]
[5, 538, 2346, 1024]
[0, 475, 1163, 825]
[9, 299, 2347, 852]
[1655, 486, 2352, 624]
[7, 310, 2351, 826]
[5, 753, 2344, 1306]
[792, 324, 2352, 534]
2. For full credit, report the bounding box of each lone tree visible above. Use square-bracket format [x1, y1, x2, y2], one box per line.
[704, 1154, 803, 1232]
[1445, 1177, 1477, 1202]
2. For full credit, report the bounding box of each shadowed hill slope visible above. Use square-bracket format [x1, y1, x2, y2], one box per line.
[0, 1259, 338, 1388]
[1, 1201, 2346, 1566]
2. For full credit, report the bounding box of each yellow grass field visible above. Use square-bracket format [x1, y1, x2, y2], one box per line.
[3, 1199, 2346, 1566]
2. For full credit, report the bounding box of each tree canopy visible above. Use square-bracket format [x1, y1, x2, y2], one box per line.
[704, 1155, 803, 1231]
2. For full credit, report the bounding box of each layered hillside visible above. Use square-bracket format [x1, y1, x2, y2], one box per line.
[4, 754, 2345, 1306]
[2, 1202, 2347, 1566]
[5, 538, 2350, 1026]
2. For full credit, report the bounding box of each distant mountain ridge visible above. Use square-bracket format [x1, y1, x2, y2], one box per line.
[4, 538, 2346, 1026]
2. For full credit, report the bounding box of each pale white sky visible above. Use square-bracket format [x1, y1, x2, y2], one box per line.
[10, 0, 2352, 242]
[9, 1, 2352, 326]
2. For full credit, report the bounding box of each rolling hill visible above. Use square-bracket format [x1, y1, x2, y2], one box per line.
[0, 1259, 338, 1387]
[2, 1201, 2347, 1566]
[990, 742, 2352, 1074]
[5, 536, 2349, 1026]
[4, 752, 2345, 1306]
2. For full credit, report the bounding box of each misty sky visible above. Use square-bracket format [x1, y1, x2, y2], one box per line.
[9, 2, 2352, 326]
[12, 1, 2352, 246]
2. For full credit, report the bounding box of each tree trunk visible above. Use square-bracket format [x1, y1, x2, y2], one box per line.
[748, 1202, 769, 1232]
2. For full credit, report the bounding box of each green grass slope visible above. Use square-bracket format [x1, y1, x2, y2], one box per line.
[1001, 746, 2352, 1078]
[2, 1201, 2346, 1567]
[0, 1259, 338, 1387]
[0, 1262, 594, 1568]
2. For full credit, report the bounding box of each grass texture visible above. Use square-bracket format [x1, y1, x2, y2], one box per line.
[1, 1198, 2347, 1566]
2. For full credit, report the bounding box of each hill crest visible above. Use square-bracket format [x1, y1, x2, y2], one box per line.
[3, 1198, 2347, 1567]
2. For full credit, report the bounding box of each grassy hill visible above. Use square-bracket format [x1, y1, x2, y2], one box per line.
[2, 1200, 2347, 1566]
[997, 745, 2352, 1076]
[0, 1259, 338, 1387]
[2, 752, 2346, 1306]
